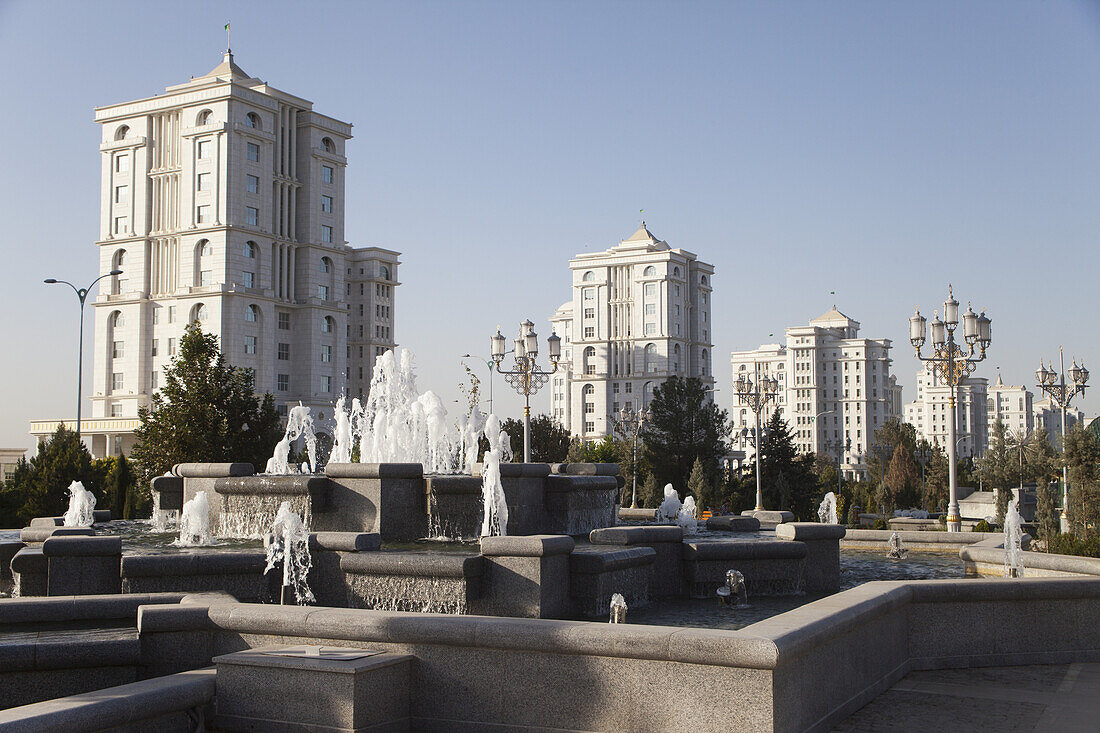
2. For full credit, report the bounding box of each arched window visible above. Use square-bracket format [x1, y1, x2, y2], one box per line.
[114, 125, 129, 141]
[198, 240, 212, 257]
[701, 350, 709, 376]
[673, 343, 681, 372]
[320, 257, 332, 273]
[113, 250, 126, 268]
[245, 112, 261, 130]
[583, 346, 596, 375]
[582, 271, 594, 282]
[322, 316, 335, 333]
[645, 343, 658, 373]
[243, 241, 256, 259]
[196, 109, 213, 126]
[644, 382, 655, 406]
[701, 275, 708, 285]
[673, 266, 681, 278]
[583, 384, 595, 396]
[191, 303, 208, 322]
[245, 304, 259, 323]
[110, 311, 124, 329]
[112, 250, 127, 294]
[379, 265, 390, 280]
[643, 265, 656, 277]
[321, 137, 335, 153]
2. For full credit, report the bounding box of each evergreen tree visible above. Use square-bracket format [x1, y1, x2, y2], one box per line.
[1063, 425, 1100, 537]
[687, 457, 710, 509]
[979, 421, 1016, 524]
[754, 409, 817, 519]
[641, 376, 729, 491]
[0, 424, 96, 527]
[501, 415, 571, 463]
[884, 444, 922, 512]
[1034, 478, 1060, 544]
[131, 323, 282, 489]
[925, 447, 950, 511]
[640, 473, 662, 508]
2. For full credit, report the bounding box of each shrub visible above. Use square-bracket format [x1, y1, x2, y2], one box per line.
[973, 519, 995, 533]
[846, 505, 860, 528]
[871, 518, 889, 530]
[1045, 533, 1100, 558]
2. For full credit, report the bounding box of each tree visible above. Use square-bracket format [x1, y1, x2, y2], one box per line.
[979, 421, 1016, 524]
[0, 424, 97, 528]
[100, 454, 137, 520]
[687, 457, 712, 510]
[754, 409, 818, 520]
[640, 473, 662, 508]
[1063, 425, 1100, 538]
[925, 446, 950, 512]
[501, 415, 571, 463]
[642, 377, 729, 492]
[882, 447, 921, 517]
[131, 323, 282, 489]
[1035, 477, 1060, 544]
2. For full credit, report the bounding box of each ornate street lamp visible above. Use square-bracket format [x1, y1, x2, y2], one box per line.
[909, 285, 991, 532]
[491, 320, 561, 462]
[1035, 347, 1089, 532]
[616, 403, 649, 508]
[44, 270, 123, 445]
[735, 363, 780, 512]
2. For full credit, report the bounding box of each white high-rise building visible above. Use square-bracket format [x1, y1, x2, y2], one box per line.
[33, 53, 399, 458]
[548, 224, 714, 439]
[904, 368, 988, 459]
[730, 307, 900, 479]
[1033, 398, 1085, 450]
[985, 374, 1034, 439]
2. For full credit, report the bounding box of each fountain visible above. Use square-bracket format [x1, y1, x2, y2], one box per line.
[886, 532, 908, 560]
[264, 501, 315, 605]
[818, 492, 838, 524]
[267, 403, 318, 475]
[62, 481, 96, 527]
[677, 496, 698, 535]
[177, 490, 214, 546]
[716, 569, 748, 608]
[1004, 496, 1025, 578]
[609, 593, 628, 623]
[657, 484, 682, 523]
[479, 414, 511, 537]
[329, 395, 354, 465]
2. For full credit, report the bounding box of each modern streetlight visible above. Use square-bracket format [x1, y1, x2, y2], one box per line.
[491, 320, 561, 463]
[1035, 347, 1089, 532]
[44, 270, 123, 445]
[734, 363, 780, 512]
[909, 285, 992, 532]
[616, 402, 649, 508]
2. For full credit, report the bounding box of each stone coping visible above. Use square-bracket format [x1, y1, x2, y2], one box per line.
[19, 527, 95, 544]
[961, 546, 1100, 577]
[340, 551, 483, 578]
[308, 532, 381, 552]
[617, 507, 658, 521]
[42, 536, 122, 557]
[213, 475, 329, 495]
[0, 668, 216, 730]
[0, 593, 185, 625]
[682, 539, 808, 561]
[479, 535, 575, 558]
[121, 551, 267, 578]
[569, 546, 657, 574]
[544, 474, 619, 492]
[0, 628, 140, 673]
[9, 547, 45, 574]
[841, 529, 994, 546]
[498, 463, 552, 478]
[215, 647, 413, 674]
[548, 463, 620, 476]
[589, 525, 683, 545]
[325, 462, 424, 479]
[28, 513, 109, 528]
[774, 523, 847, 541]
[424, 475, 483, 494]
[173, 462, 254, 477]
[741, 509, 795, 523]
[705, 516, 762, 532]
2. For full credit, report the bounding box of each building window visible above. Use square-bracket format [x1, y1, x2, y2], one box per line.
[643, 265, 656, 277]
[151, 339, 158, 357]
[245, 304, 258, 322]
[583, 308, 595, 319]
[115, 155, 129, 173]
[645, 323, 656, 335]
[150, 371, 159, 389]
[583, 288, 595, 301]
[645, 303, 656, 316]
[111, 373, 124, 391]
[244, 335, 257, 355]
[197, 206, 210, 223]
[247, 142, 260, 162]
[246, 207, 259, 226]
[644, 283, 656, 297]
[321, 375, 332, 393]
[322, 165, 334, 184]
[584, 326, 594, 338]
[247, 174, 259, 194]
[585, 422, 595, 433]
[246, 112, 261, 129]
[321, 195, 333, 213]
[278, 343, 289, 360]
[274, 374, 288, 392]
[242, 271, 254, 288]
[278, 312, 290, 330]
[114, 216, 128, 234]
[200, 270, 212, 286]
[114, 185, 128, 203]
[197, 173, 210, 191]
[198, 140, 210, 159]
[317, 285, 330, 301]
[585, 402, 594, 414]
[167, 338, 177, 356]
[111, 404, 123, 417]
[322, 316, 334, 333]
[321, 225, 333, 243]
[321, 345, 332, 363]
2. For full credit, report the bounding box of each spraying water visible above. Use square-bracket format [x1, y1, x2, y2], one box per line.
[818, 492, 838, 524]
[62, 481, 96, 527]
[479, 414, 511, 537]
[886, 531, 908, 559]
[609, 593, 628, 623]
[457, 405, 487, 475]
[329, 395, 354, 464]
[677, 496, 698, 535]
[717, 569, 749, 608]
[266, 403, 317, 474]
[264, 501, 315, 605]
[177, 491, 214, 546]
[657, 484, 682, 523]
[1004, 497, 1025, 578]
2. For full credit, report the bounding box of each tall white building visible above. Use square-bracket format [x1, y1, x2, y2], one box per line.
[33, 53, 399, 458]
[730, 307, 900, 478]
[985, 374, 1034, 439]
[904, 368, 988, 459]
[548, 224, 714, 438]
[1033, 397, 1085, 450]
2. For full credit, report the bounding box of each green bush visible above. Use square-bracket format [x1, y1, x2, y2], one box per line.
[973, 520, 995, 533]
[871, 518, 889, 530]
[1045, 533, 1100, 558]
[846, 505, 860, 528]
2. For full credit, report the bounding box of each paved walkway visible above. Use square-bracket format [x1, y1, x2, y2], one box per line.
[831, 663, 1100, 732]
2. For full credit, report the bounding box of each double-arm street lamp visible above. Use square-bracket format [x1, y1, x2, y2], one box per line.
[1036, 347, 1089, 532]
[491, 320, 561, 463]
[909, 285, 992, 532]
[735, 363, 780, 512]
[616, 403, 649, 508]
[44, 270, 123, 445]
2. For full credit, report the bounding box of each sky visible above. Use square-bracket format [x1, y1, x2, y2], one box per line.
[0, 0, 1098, 454]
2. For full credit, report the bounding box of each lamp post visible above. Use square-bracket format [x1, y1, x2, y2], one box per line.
[1035, 347, 1089, 533]
[616, 402, 649, 508]
[909, 285, 991, 532]
[44, 270, 123, 446]
[735, 363, 780, 512]
[491, 320, 560, 463]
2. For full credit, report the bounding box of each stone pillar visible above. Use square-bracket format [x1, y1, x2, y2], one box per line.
[775, 523, 846, 593]
[322, 463, 425, 539]
[589, 525, 684, 598]
[42, 535, 122, 595]
[476, 535, 575, 619]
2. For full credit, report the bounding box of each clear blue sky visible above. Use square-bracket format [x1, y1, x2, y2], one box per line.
[1, 0, 1097, 454]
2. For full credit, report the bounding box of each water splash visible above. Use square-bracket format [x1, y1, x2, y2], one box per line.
[62, 481, 97, 527]
[886, 531, 908, 559]
[264, 501, 315, 605]
[457, 405, 487, 475]
[717, 569, 749, 608]
[330, 394, 354, 464]
[657, 484, 682, 523]
[818, 492, 838, 524]
[1004, 496, 1025, 578]
[177, 491, 214, 546]
[480, 414, 511, 537]
[609, 593, 628, 623]
[267, 403, 317, 474]
[677, 496, 698, 535]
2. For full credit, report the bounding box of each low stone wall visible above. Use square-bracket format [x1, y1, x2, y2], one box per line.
[121, 551, 274, 602]
[841, 528, 994, 549]
[569, 545, 654, 618]
[775, 523, 845, 593]
[683, 538, 808, 597]
[589, 525, 684, 598]
[961, 541, 1100, 579]
[341, 551, 483, 613]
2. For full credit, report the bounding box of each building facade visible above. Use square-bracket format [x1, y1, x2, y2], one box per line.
[985, 374, 1034, 439]
[1033, 397, 1085, 450]
[730, 307, 899, 479]
[33, 53, 399, 458]
[549, 225, 714, 439]
[904, 368, 988, 459]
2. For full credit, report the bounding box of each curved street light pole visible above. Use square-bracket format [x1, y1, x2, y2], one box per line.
[44, 270, 122, 446]
[1035, 347, 1089, 532]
